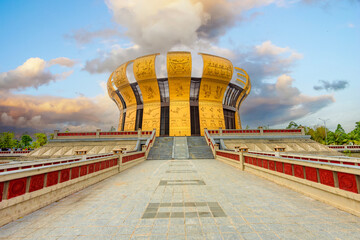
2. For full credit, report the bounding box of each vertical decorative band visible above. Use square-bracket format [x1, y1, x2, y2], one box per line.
[133, 54, 161, 135]
[112, 61, 137, 131]
[198, 53, 233, 135]
[167, 51, 192, 136]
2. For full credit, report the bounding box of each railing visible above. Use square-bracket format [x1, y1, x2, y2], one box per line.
[207, 128, 304, 136]
[246, 151, 360, 166]
[0, 153, 114, 172]
[0, 129, 157, 226]
[0, 155, 119, 202]
[54, 129, 153, 140]
[212, 146, 360, 216]
[204, 129, 217, 157]
[328, 145, 360, 151]
[244, 153, 360, 194]
[0, 150, 32, 155]
[204, 128, 360, 216]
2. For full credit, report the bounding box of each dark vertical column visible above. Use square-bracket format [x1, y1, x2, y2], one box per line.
[190, 106, 200, 135]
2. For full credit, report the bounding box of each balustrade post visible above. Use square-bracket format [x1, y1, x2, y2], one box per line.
[54, 130, 59, 140]
[239, 152, 244, 171]
[299, 126, 305, 135]
[138, 128, 142, 138]
[258, 126, 263, 135]
[96, 129, 101, 138]
[219, 127, 223, 136]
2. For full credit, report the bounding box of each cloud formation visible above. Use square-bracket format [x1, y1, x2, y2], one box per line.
[65, 28, 121, 45]
[0, 57, 75, 91]
[0, 83, 119, 134]
[313, 80, 349, 91]
[84, 0, 282, 74]
[241, 75, 335, 127]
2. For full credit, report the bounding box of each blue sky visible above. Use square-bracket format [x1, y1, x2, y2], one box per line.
[0, 0, 359, 134]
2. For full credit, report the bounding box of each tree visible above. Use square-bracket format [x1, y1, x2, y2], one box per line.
[109, 126, 116, 132]
[305, 125, 326, 144]
[21, 135, 32, 148]
[31, 133, 47, 148]
[0, 132, 16, 149]
[286, 121, 299, 129]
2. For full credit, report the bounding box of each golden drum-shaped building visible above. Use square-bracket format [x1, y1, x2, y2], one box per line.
[107, 52, 251, 136]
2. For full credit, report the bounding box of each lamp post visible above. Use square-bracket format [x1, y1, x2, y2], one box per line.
[319, 118, 329, 145]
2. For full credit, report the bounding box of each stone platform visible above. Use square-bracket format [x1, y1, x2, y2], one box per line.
[1, 159, 360, 240]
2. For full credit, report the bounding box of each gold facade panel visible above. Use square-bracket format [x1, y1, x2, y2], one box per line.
[124, 106, 136, 131]
[133, 54, 158, 82]
[198, 54, 233, 135]
[200, 53, 233, 82]
[167, 52, 192, 136]
[133, 54, 161, 135]
[142, 102, 161, 133]
[199, 102, 225, 134]
[169, 101, 191, 136]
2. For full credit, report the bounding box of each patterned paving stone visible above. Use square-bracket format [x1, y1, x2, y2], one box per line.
[1, 159, 360, 240]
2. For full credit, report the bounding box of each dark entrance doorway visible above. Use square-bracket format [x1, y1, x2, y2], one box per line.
[160, 106, 169, 136]
[190, 106, 200, 135]
[224, 109, 235, 129]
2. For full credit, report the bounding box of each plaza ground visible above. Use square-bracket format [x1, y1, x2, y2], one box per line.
[1, 159, 360, 240]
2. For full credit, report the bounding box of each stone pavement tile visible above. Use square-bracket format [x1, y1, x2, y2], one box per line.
[167, 234, 186, 240]
[111, 234, 132, 240]
[201, 224, 219, 233]
[134, 226, 153, 235]
[185, 225, 203, 235]
[186, 234, 205, 240]
[151, 225, 169, 234]
[131, 235, 150, 240]
[240, 232, 261, 240]
[236, 224, 254, 233]
[222, 232, 243, 240]
[168, 224, 185, 234]
[117, 226, 136, 235]
[149, 234, 167, 240]
[242, 217, 263, 224]
[256, 231, 280, 240]
[219, 224, 237, 233]
[249, 224, 270, 232]
[204, 232, 223, 240]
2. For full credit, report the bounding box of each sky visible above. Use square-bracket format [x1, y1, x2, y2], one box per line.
[0, 0, 359, 135]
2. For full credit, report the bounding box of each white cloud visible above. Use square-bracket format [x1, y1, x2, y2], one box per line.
[0, 57, 75, 91]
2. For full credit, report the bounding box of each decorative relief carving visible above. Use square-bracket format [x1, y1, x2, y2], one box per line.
[8, 177, 27, 199]
[167, 53, 191, 76]
[144, 86, 155, 99]
[134, 57, 156, 80]
[338, 172, 357, 193]
[215, 86, 223, 99]
[30, 174, 45, 192]
[0, 182, 4, 202]
[47, 171, 59, 187]
[201, 54, 233, 81]
[71, 167, 79, 179]
[305, 167, 317, 182]
[60, 169, 70, 183]
[169, 101, 190, 136]
[319, 169, 334, 187]
[112, 63, 129, 88]
[175, 85, 184, 97]
[294, 165, 304, 178]
[203, 84, 211, 98]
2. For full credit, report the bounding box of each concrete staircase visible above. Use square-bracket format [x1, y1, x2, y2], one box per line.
[173, 137, 189, 159]
[146, 137, 174, 160]
[147, 136, 214, 160]
[187, 137, 214, 159]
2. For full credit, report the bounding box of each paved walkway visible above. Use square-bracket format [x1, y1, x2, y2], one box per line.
[1, 159, 360, 240]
